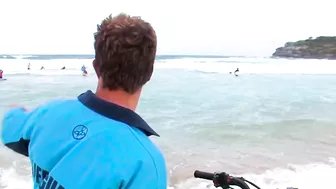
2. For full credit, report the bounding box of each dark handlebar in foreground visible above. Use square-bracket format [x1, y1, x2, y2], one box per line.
[194, 170, 252, 189]
[194, 170, 298, 189]
[194, 170, 214, 180]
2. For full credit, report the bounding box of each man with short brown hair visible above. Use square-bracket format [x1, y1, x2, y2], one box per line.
[94, 13, 157, 94]
[1, 13, 167, 189]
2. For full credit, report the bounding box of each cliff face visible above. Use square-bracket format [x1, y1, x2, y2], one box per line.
[272, 36, 336, 59]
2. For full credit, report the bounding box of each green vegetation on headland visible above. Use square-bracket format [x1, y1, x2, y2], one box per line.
[272, 36, 336, 59]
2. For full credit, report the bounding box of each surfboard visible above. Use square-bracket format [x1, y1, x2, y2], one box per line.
[0, 78, 7, 81]
[229, 72, 238, 76]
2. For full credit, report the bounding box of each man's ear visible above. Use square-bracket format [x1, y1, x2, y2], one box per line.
[93, 59, 100, 78]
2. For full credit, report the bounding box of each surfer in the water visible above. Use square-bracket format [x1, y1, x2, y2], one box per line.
[229, 68, 239, 76]
[61, 66, 66, 70]
[234, 68, 239, 76]
[0, 69, 3, 79]
[81, 65, 88, 75]
[28, 63, 31, 70]
[40, 66, 44, 70]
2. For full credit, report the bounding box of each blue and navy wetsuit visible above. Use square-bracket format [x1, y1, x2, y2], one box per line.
[1, 90, 167, 189]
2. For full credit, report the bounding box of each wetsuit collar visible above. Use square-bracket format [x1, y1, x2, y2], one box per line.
[78, 90, 159, 137]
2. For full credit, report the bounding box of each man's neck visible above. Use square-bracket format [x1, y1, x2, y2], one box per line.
[95, 88, 140, 111]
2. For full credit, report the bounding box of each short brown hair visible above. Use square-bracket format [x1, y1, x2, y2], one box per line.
[94, 13, 157, 94]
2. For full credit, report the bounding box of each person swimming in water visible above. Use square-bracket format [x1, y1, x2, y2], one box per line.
[61, 66, 66, 70]
[40, 66, 44, 70]
[81, 65, 88, 75]
[0, 69, 3, 79]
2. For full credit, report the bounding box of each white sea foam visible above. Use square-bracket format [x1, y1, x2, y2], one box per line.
[1, 158, 336, 189]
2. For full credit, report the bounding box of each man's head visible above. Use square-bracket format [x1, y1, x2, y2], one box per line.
[93, 13, 157, 95]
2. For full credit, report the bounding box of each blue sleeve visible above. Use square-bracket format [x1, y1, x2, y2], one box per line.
[1, 107, 42, 157]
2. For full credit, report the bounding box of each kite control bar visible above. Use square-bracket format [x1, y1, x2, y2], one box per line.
[194, 170, 298, 189]
[194, 170, 259, 189]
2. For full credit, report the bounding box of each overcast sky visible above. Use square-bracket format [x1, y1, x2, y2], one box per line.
[0, 0, 335, 56]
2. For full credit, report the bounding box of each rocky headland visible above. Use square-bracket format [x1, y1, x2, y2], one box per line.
[272, 36, 336, 59]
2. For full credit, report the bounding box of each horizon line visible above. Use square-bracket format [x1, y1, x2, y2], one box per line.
[0, 53, 262, 57]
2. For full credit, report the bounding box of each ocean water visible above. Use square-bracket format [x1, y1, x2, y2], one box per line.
[1, 55, 336, 189]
